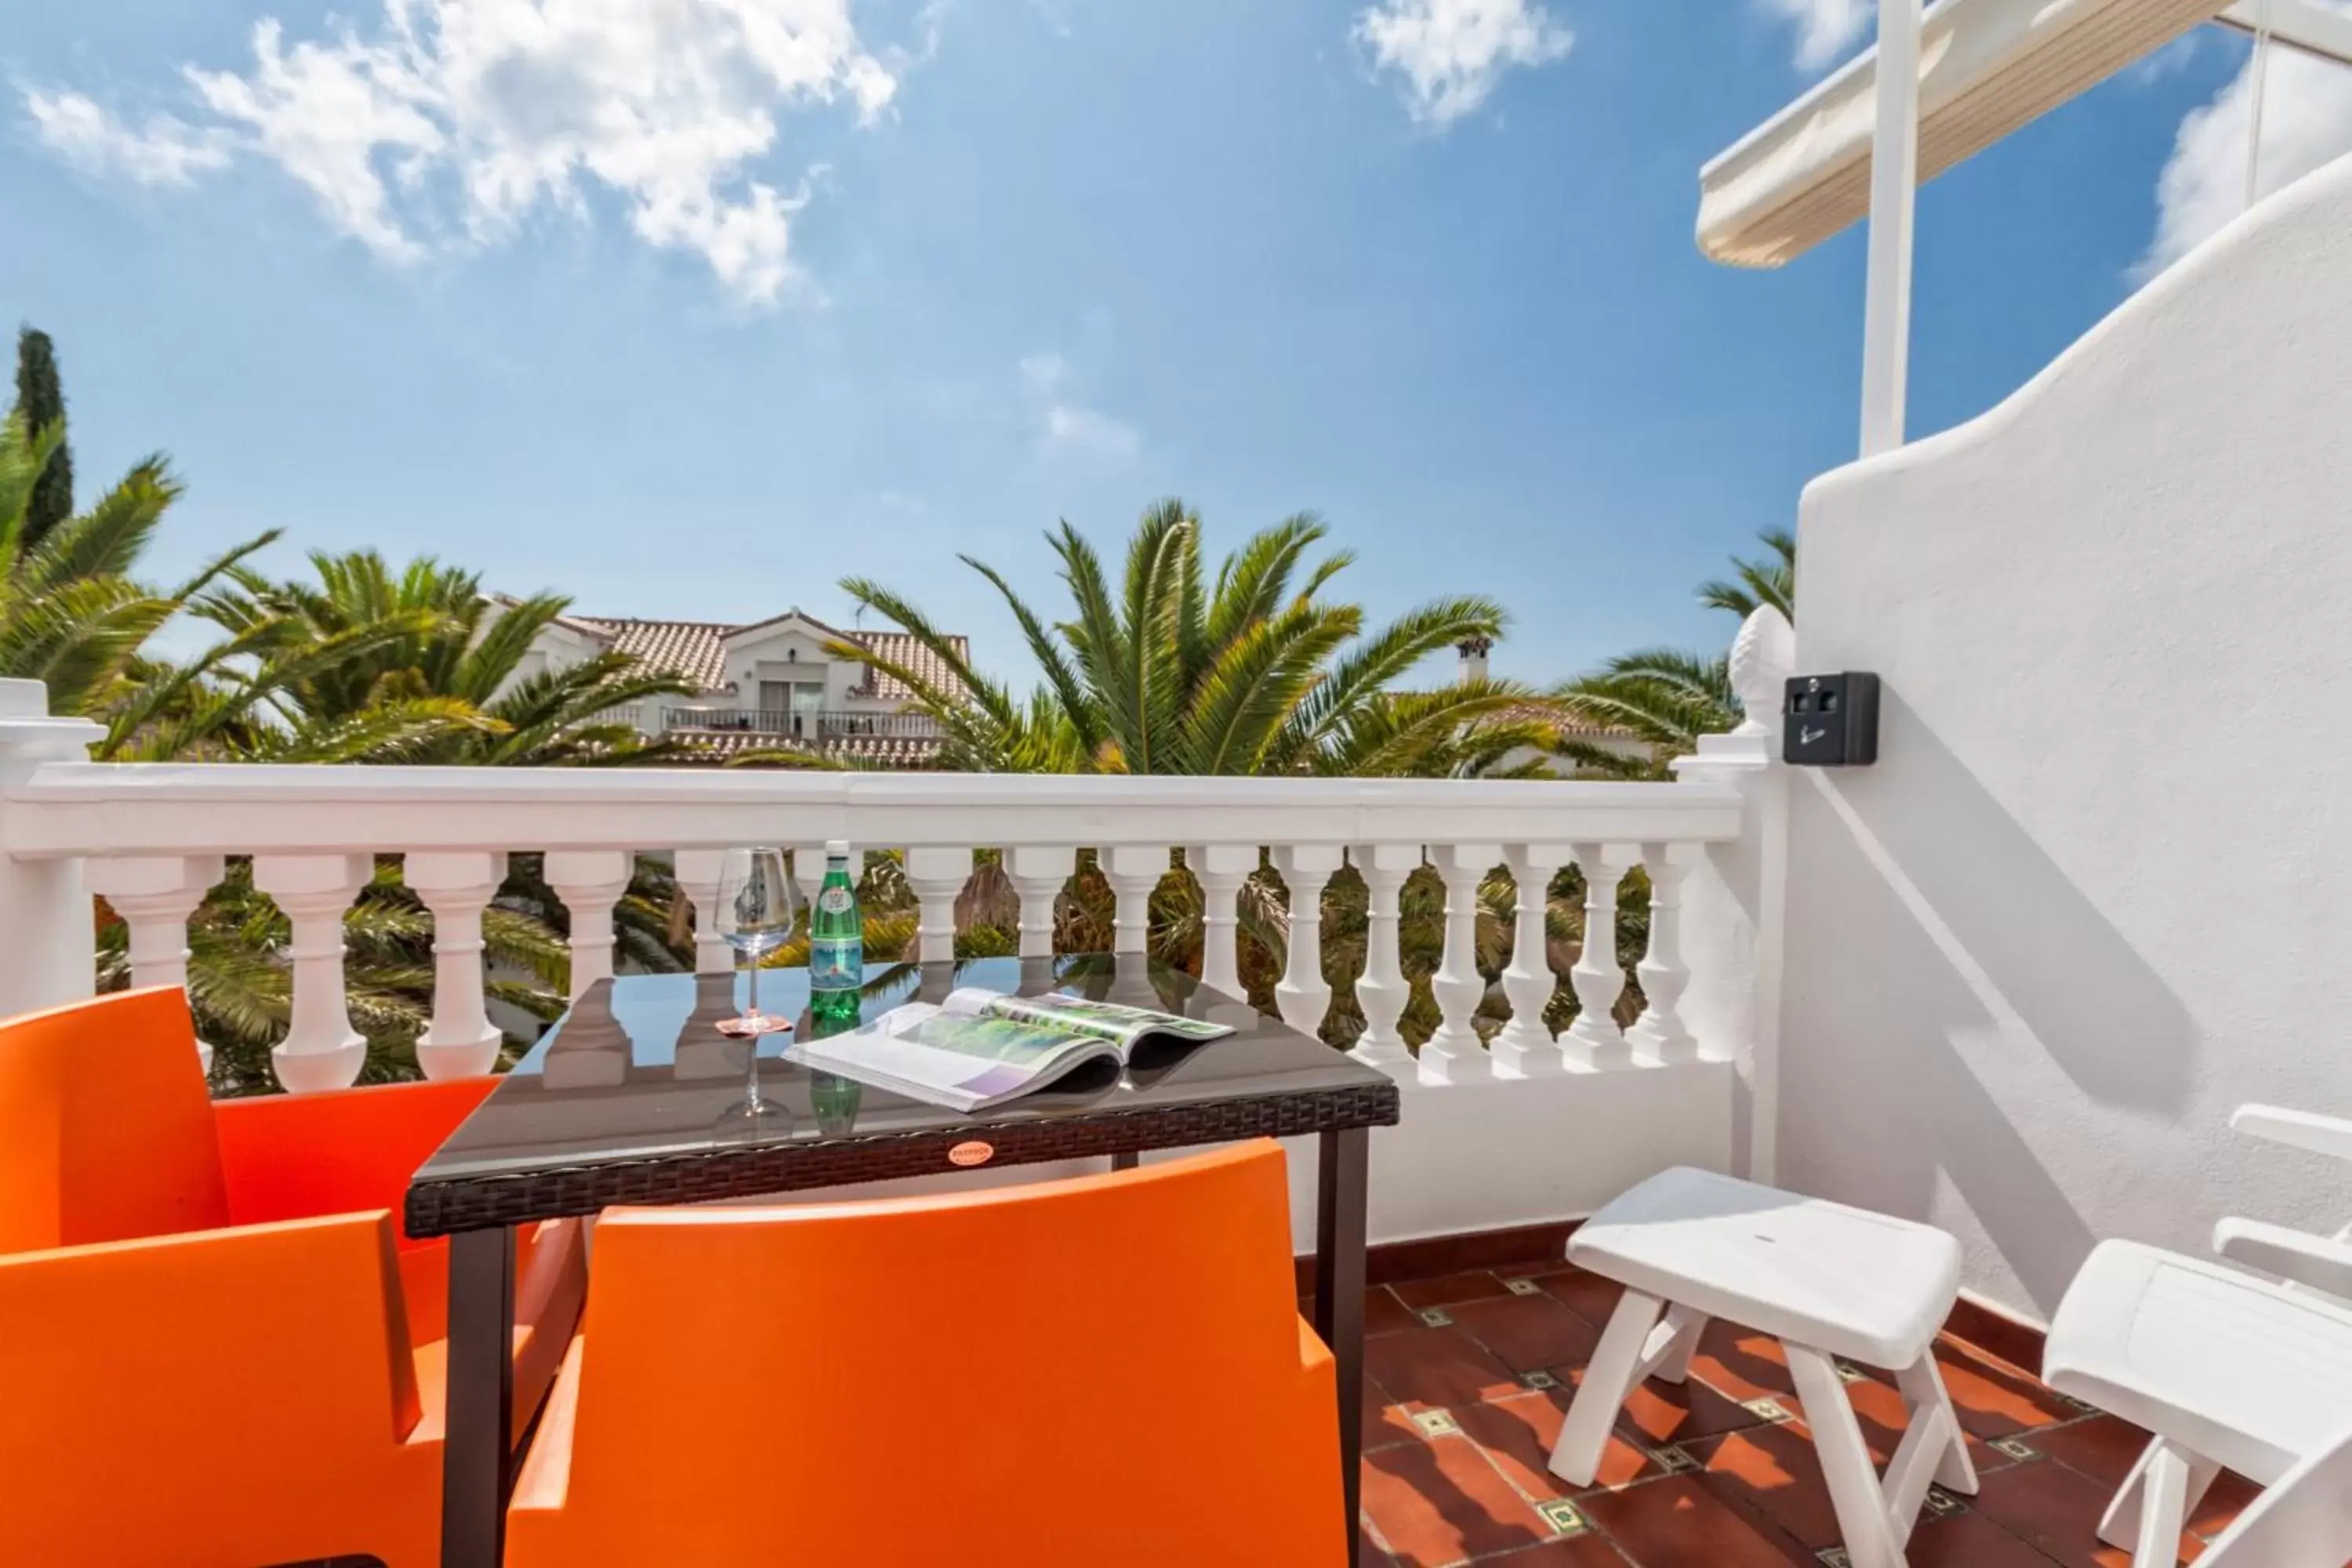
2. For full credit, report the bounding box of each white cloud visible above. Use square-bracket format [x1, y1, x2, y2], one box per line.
[1354, 0, 1571, 128]
[21, 0, 905, 307]
[1756, 0, 1873, 73]
[1019, 350, 1138, 459]
[2141, 27, 2352, 278]
[24, 89, 232, 185]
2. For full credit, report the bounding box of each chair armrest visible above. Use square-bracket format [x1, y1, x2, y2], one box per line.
[2213, 1217, 2352, 1308]
[215, 1077, 499, 1238]
[0, 1213, 423, 1465]
[2230, 1104, 2352, 1164]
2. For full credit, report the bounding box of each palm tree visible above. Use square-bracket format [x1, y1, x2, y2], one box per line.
[1550, 649, 1738, 779]
[1697, 528, 1795, 621]
[187, 550, 695, 765]
[1552, 528, 1795, 779]
[837, 500, 1559, 776]
[0, 412, 274, 721]
[833, 500, 1581, 1044]
[95, 552, 706, 1087]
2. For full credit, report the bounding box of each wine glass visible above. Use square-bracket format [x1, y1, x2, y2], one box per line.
[714, 847, 796, 1133]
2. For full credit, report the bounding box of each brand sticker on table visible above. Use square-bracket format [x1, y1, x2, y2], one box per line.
[949, 1140, 995, 1167]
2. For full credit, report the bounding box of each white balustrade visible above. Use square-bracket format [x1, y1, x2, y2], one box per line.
[1563, 843, 1638, 1069]
[1007, 844, 1076, 959]
[0, 753, 1761, 1109]
[543, 850, 632, 1002]
[903, 846, 974, 964]
[1421, 844, 1500, 1084]
[252, 852, 372, 1093]
[405, 851, 508, 1080]
[1103, 845, 1167, 956]
[87, 854, 224, 1074]
[1272, 844, 1343, 1036]
[1348, 844, 1420, 1073]
[1188, 844, 1255, 999]
[1493, 844, 1572, 1076]
[1628, 843, 1700, 1064]
[673, 848, 733, 975]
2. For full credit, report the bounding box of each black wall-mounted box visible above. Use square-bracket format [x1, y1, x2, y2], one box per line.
[1783, 672, 1879, 767]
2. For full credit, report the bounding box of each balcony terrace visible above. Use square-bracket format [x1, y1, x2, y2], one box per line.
[11, 5, 2352, 1564]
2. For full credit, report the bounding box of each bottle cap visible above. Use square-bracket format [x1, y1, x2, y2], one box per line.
[825, 839, 851, 858]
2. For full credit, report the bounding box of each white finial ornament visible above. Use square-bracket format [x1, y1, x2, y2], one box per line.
[1728, 605, 1796, 738]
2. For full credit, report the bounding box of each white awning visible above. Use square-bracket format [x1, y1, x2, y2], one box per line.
[1700, 0, 2230, 269]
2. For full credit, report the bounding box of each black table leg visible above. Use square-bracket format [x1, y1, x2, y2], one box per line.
[441, 1225, 516, 1568]
[1110, 1149, 1140, 1171]
[1315, 1127, 1369, 1568]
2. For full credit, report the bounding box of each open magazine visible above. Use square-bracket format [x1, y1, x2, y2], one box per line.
[784, 987, 1233, 1113]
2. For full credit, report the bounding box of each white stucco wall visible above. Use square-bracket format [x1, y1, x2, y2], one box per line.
[1779, 152, 2352, 1322]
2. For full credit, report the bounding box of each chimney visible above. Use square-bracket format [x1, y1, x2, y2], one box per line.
[1457, 635, 1492, 686]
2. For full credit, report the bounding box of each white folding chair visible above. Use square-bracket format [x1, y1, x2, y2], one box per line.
[2196, 1415, 2352, 1568]
[2045, 1101, 2352, 1568]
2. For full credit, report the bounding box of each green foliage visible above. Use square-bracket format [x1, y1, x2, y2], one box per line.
[840, 498, 1554, 777]
[1553, 529, 1795, 778]
[1697, 528, 1795, 621]
[14, 328, 72, 551]
[187, 550, 695, 765]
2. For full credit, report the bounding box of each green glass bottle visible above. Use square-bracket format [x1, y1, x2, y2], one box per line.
[808, 840, 864, 1029]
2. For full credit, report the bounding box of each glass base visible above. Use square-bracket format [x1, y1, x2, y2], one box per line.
[712, 1097, 793, 1141]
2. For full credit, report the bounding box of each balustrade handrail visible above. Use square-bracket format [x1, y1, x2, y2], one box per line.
[2, 764, 1744, 859]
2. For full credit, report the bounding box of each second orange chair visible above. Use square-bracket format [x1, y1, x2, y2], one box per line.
[506, 1138, 1345, 1566]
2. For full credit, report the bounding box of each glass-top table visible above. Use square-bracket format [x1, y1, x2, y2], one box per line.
[409, 954, 1400, 1568]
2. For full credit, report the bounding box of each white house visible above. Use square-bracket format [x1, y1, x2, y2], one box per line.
[512, 606, 968, 767]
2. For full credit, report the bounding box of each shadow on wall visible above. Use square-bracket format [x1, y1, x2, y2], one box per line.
[1777, 690, 2199, 1314]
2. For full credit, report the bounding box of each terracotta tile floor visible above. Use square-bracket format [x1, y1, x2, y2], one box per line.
[1345, 1259, 2264, 1568]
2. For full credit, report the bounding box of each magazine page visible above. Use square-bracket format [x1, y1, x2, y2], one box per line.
[789, 1002, 1120, 1112]
[942, 987, 1233, 1053]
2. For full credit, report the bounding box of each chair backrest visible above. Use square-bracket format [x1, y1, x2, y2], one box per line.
[557, 1140, 1336, 1564]
[2201, 1414, 2352, 1566]
[0, 989, 229, 1254]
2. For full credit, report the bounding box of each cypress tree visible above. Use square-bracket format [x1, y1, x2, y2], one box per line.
[14, 326, 74, 549]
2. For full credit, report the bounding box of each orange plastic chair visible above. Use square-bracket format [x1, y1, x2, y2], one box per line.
[506, 1138, 1345, 1567]
[0, 986, 585, 1568]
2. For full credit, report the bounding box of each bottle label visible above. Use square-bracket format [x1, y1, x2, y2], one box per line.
[818, 887, 855, 915]
[810, 935, 863, 989]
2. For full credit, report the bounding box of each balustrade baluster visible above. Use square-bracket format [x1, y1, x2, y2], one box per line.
[404, 851, 509, 1080]
[1006, 844, 1077, 959]
[252, 853, 372, 1093]
[1493, 844, 1572, 1076]
[1271, 845, 1342, 1036]
[904, 847, 974, 964]
[1188, 844, 1256, 998]
[87, 855, 224, 1073]
[1350, 844, 1419, 1073]
[673, 849, 733, 975]
[1103, 845, 1168, 956]
[1422, 844, 1501, 1083]
[1563, 842, 1637, 1069]
[1628, 842, 1700, 1063]
[544, 850, 633, 1003]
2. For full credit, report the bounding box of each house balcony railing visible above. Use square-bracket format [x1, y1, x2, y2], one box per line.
[0, 611, 1791, 1243]
[659, 707, 942, 739]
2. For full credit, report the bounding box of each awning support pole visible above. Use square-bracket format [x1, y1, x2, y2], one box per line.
[1860, 0, 1923, 457]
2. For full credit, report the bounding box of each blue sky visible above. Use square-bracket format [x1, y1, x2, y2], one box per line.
[0, 1, 2325, 687]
